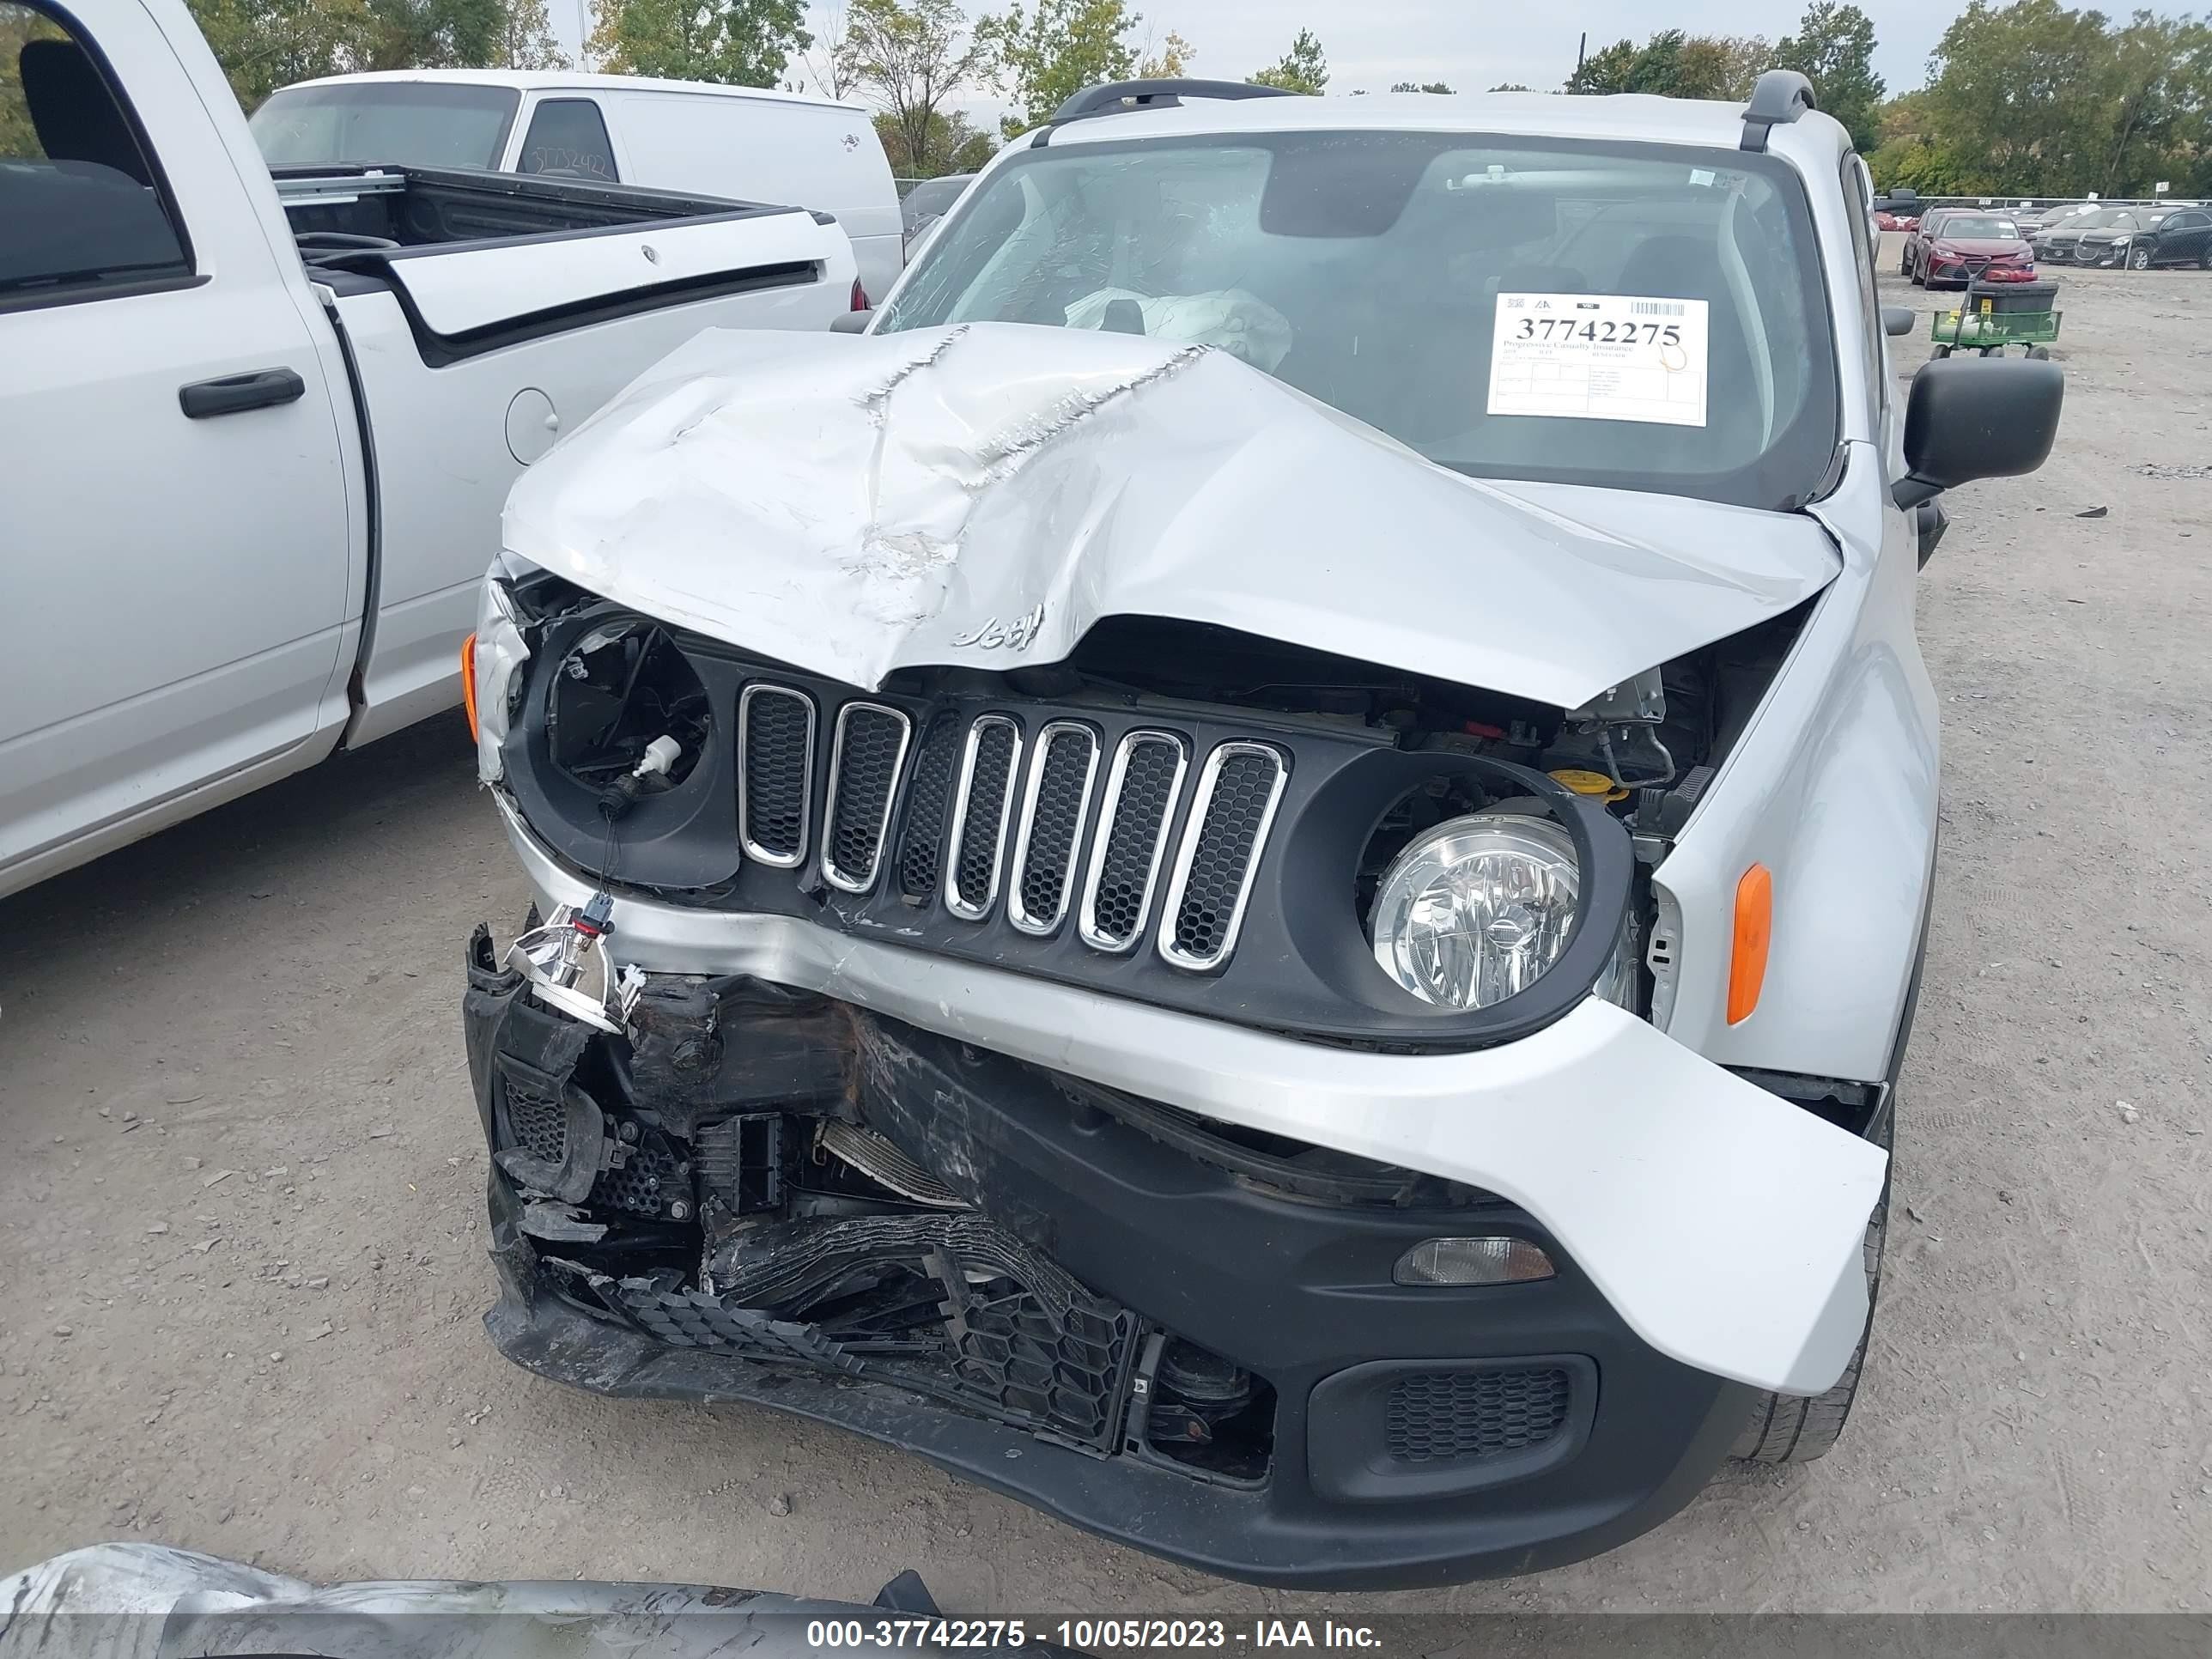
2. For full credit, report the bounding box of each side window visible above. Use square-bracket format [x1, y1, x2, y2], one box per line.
[517, 98, 617, 183]
[0, 0, 190, 305]
[1838, 155, 1885, 419]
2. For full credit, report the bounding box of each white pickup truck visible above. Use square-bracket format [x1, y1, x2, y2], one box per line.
[0, 0, 857, 898]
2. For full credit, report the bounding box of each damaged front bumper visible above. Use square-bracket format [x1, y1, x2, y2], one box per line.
[460, 807, 1886, 1588]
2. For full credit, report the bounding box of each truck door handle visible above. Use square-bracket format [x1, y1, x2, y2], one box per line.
[179, 368, 307, 418]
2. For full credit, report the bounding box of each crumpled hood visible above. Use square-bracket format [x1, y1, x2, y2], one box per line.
[503, 322, 1842, 710]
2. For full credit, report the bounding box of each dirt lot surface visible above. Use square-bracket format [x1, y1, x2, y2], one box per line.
[3, 248, 2209, 1614]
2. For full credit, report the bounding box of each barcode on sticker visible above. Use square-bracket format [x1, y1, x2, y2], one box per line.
[1631, 301, 1686, 316]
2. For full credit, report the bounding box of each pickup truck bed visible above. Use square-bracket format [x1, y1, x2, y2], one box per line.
[284, 167, 849, 745]
[283, 167, 839, 347]
[0, 0, 856, 898]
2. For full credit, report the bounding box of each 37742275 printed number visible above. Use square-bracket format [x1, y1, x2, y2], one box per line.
[1486, 292, 1711, 428]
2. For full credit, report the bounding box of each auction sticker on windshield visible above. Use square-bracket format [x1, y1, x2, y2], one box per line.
[1487, 293, 1710, 428]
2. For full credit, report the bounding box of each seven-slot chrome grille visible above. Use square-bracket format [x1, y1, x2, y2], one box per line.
[732, 688, 1286, 971]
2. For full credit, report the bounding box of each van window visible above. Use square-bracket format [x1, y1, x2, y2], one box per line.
[1, 0, 191, 303]
[608, 91, 829, 209]
[251, 82, 520, 170]
[518, 97, 617, 182]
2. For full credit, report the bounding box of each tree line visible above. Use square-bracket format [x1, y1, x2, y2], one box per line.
[1568, 0, 2212, 198]
[117, 0, 2212, 195]
[143, 0, 1334, 176]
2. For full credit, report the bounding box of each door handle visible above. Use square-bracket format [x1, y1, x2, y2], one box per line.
[179, 368, 307, 418]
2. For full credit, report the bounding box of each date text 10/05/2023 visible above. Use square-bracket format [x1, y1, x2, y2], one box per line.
[803, 1620, 1383, 1650]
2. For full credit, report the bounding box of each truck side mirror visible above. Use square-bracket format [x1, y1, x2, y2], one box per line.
[1894, 355, 2063, 508]
[1881, 306, 1914, 337]
[830, 309, 874, 334]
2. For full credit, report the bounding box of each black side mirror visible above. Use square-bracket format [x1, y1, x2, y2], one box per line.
[1895, 355, 2063, 508]
[830, 309, 874, 334]
[1882, 306, 1915, 337]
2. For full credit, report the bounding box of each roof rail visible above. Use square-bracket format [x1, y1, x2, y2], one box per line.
[1033, 78, 1300, 145]
[1740, 69, 1816, 153]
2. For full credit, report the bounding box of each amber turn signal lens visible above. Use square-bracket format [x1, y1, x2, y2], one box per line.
[1727, 863, 1772, 1025]
[460, 631, 479, 743]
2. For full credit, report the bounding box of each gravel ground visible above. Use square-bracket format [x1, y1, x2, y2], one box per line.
[2, 246, 2208, 1613]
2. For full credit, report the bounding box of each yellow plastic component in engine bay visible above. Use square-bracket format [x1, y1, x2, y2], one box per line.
[1548, 769, 1630, 803]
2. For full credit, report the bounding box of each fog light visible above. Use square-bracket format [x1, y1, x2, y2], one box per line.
[1394, 1237, 1555, 1286]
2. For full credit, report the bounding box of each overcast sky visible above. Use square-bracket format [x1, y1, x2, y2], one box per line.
[552, 1, 1962, 121]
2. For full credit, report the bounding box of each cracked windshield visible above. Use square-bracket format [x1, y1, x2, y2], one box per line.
[883, 133, 1838, 507]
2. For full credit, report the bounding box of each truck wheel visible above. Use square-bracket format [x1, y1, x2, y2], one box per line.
[2027, 344, 2051, 360]
[1733, 1108, 1892, 1463]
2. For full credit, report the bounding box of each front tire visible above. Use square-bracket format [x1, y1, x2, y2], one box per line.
[2131, 247, 2154, 270]
[1733, 1107, 1892, 1463]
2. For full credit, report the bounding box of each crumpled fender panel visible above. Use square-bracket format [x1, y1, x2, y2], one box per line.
[500, 801, 1886, 1397]
[501, 322, 1840, 712]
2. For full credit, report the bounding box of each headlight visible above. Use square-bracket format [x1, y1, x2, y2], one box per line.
[473, 577, 530, 785]
[1369, 813, 1585, 1010]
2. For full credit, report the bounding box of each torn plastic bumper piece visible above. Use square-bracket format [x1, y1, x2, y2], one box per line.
[0, 1541, 996, 1657]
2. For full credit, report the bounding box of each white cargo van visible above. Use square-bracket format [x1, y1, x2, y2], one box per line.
[251, 70, 904, 301]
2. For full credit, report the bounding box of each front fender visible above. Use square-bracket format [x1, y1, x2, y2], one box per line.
[1657, 446, 1937, 1081]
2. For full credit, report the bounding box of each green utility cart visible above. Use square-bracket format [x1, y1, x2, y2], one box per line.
[1929, 281, 2062, 358]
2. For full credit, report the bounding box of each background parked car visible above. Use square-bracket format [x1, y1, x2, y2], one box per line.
[1870, 185, 1920, 232]
[2033, 206, 2132, 264]
[2076, 206, 2212, 269]
[1903, 207, 2034, 287]
[2025, 202, 2096, 233]
[899, 171, 973, 248]
[252, 70, 906, 301]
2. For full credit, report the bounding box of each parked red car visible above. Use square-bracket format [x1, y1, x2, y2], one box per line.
[1874, 208, 1920, 232]
[1901, 209, 2035, 288]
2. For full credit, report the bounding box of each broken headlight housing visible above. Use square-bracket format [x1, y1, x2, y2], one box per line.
[474, 578, 531, 785]
[1369, 813, 1592, 1012]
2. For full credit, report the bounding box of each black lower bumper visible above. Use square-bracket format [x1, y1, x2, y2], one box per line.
[464, 937, 1749, 1589]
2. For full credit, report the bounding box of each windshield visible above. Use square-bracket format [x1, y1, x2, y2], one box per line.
[880, 131, 1839, 511]
[2063, 209, 2122, 230]
[1935, 215, 2018, 239]
[250, 82, 521, 171]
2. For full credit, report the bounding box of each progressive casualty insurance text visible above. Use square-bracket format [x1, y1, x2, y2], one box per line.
[805, 1620, 1383, 1650]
